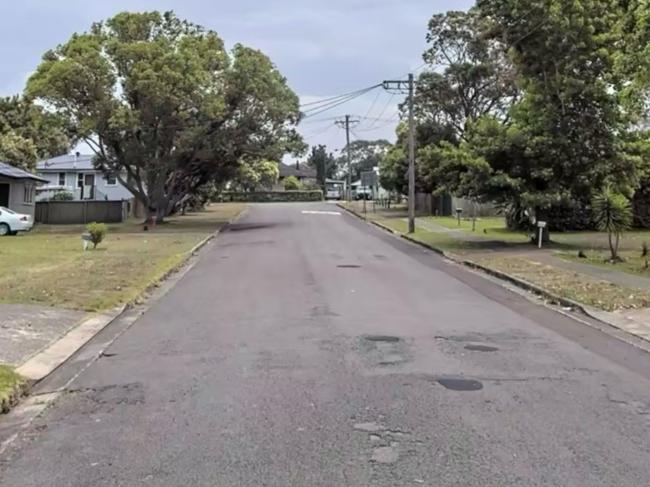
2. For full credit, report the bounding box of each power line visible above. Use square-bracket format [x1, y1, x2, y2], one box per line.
[365, 93, 396, 130]
[362, 89, 383, 120]
[301, 87, 380, 119]
[301, 123, 336, 139]
[355, 112, 401, 132]
[299, 84, 381, 108]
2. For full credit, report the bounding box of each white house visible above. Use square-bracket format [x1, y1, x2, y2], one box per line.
[35, 153, 133, 202]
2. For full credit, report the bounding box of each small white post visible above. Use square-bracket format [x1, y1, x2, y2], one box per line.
[537, 221, 547, 249]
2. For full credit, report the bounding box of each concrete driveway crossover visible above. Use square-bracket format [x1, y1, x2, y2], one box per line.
[2, 202, 650, 486]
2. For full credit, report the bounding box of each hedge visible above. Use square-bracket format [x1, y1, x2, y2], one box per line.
[220, 191, 323, 203]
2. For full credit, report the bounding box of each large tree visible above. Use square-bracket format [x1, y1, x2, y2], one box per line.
[27, 11, 302, 220]
[414, 9, 517, 142]
[231, 159, 279, 192]
[421, 0, 637, 233]
[306, 144, 336, 188]
[337, 139, 391, 182]
[0, 96, 71, 170]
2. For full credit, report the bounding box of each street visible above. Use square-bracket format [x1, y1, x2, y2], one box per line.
[2, 202, 650, 486]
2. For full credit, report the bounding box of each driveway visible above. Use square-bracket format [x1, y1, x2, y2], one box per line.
[2, 202, 650, 486]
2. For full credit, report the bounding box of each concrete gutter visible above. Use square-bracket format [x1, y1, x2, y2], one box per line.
[338, 203, 650, 347]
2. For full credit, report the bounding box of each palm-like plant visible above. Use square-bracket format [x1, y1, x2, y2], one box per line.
[592, 187, 633, 262]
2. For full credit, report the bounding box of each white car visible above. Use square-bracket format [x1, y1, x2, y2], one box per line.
[0, 206, 34, 236]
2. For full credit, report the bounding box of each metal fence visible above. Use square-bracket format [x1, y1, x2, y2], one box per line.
[35, 200, 128, 224]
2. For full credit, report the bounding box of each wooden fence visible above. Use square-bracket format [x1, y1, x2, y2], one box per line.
[35, 200, 128, 224]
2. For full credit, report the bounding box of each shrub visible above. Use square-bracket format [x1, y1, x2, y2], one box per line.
[283, 176, 301, 191]
[592, 187, 632, 262]
[86, 222, 107, 249]
[50, 191, 74, 201]
[222, 191, 323, 203]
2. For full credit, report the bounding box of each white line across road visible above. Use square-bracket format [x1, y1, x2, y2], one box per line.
[301, 210, 341, 216]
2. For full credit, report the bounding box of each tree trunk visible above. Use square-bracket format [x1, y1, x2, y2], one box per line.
[608, 231, 615, 260]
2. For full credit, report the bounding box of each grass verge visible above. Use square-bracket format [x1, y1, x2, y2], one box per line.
[558, 250, 650, 278]
[0, 365, 27, 414]
[422, 216, 530, 243]
[1, 203, 246, 311]
[471, 256, 650, 312]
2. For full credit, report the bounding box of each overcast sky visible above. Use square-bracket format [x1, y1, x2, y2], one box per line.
[0, 0, 474, 161]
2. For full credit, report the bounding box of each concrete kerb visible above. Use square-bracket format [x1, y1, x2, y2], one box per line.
[14, 206, 249, 387]
[339, 204, 650, 347]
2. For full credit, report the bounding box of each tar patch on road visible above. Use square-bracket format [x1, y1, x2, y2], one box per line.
[364, 335, 400, 343]
[337, 264, 362, 269]
[227, 222, 287, 232]
[464, 344, 499, 352]
[435, 377, 484, 391]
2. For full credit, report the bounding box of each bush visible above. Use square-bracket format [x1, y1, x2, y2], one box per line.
[222, 191, 323, 203]
[86, 222, 107, 249]
[592, 187, 632, 261]
[50, 191, 74, 201]
[283, 176, 301, 191]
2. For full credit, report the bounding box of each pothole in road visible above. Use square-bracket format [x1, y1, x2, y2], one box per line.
[337, 264, 362, 269]
[436, 377, 484, 391]
[364, 335, 400, 343]
[464, 344, 499, 352]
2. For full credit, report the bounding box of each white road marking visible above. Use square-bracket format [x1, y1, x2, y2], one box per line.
[301, 211, 341, 216]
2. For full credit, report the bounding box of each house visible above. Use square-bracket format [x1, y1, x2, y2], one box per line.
[275, 162, 318, 190]
[35, 153, 134, 202]
[0, 162, 48, 218]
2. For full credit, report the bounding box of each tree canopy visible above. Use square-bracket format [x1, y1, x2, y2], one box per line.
[0, 96, 71, 170]
[27, 11, 302, 219]
[337, 139, 391, 181]
[403, 1, 646, 231]
[306, 145, 337, 188]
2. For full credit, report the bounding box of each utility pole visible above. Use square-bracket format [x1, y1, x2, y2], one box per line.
[335, 115, 360, 201]
[382, 74, 416, 233]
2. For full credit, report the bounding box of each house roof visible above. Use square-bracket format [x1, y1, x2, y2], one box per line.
[0, 162, 48, 183]
[36, 154, 96, 171]
[278, 163, 317, 179]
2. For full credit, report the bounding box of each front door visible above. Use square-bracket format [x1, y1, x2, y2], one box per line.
[83, 174, 95, 200]
[0, 183, 9, 207]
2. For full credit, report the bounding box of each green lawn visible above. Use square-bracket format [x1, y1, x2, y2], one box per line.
[422, 216, 531, 243]
[379, 217, 475, 252]
[1, 203, 246, 311]
[0, 365, 25, 413]
[558, 249, 650, 278]
[552, 230, 650, 252]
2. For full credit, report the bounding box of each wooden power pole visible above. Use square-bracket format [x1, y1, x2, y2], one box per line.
[382, 74, 416, 233]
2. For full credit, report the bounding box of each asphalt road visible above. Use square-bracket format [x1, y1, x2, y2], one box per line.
[2, 202, 650, 486]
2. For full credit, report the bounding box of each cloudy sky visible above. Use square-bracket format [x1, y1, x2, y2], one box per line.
[0, 0, 474, 160]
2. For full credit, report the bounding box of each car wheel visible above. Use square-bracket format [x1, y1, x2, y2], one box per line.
[0, 223, 9, 236]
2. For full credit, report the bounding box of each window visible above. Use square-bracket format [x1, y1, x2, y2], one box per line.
[105, 174, 117, 186]
[77, 174, 83, 188]
[58, 172, 66, 186]
[23, 184, 34, 203]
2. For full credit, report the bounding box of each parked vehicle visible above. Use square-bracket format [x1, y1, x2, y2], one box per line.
[325, 180, 345, 200]
[354, 187, 373, 200]
[0, 206, 34, 235]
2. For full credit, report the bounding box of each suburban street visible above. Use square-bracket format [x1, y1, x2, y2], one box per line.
[2, 202, 650, 486]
